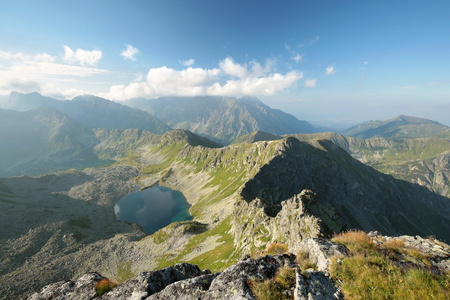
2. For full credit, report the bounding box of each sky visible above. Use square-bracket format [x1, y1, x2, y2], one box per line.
[0, 0, 449, 127]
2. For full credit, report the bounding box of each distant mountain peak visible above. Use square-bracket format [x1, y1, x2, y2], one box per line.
[343, 114, 449, 139]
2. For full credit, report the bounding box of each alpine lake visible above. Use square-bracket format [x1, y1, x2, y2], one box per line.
[114, 186, 193, 234]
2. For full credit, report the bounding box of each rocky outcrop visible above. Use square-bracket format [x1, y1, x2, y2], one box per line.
[25, 253, 342, 300]
[101, 263, 208, 299]
[26, 272, 105, 300]
[293, 238, 350, 274]
[23, 234, 450, 299]
[232, 190, 343, 254]
[368, 231, 450, 274]
[237, 137, 450, 242]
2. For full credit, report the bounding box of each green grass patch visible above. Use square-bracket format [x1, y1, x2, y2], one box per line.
[331, 231, 450, 299]
[157, 216, 239, 272]
[116, 261, 134, 282]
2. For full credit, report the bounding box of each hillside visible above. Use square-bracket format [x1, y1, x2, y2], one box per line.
[292, 132, 450, 198]
[342, 115, 450, 139]
[2, 130, 449, 298]
[1, 92, 172, 134]
[124, 96, 317, 144]
[0, 107, 107, 177]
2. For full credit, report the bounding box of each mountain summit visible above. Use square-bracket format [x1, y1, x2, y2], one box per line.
[124, 96, 318, 144]
[343, 115, 450, 139]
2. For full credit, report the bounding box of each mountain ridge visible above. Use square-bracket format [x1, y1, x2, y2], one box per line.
[343, 114, 450, 139]
[124, 95, 317, 144]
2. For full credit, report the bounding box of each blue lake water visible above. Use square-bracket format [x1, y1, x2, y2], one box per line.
[114, 186, 193, 234]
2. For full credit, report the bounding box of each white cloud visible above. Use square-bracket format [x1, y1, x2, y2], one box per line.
[218, 57, 276, 78]
[304, 79, 317, 88]
[326, 66, 335, 75]
[107, 57, 302, 100]
[219, 57, 248, 78]
[34, 53, 55, 62]
[363, 61, 369, 65]
[207, 71, 302, 96]
[181, 58, 195, 67]
[0, 49, 109, 97]
[63, 45, 102, 66]
[121, 44, 139, 61]
[292, 53, 303, 63]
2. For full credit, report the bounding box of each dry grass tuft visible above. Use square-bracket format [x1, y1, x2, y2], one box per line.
[330, 231, 449, 299]
[247, 267, 296, 300]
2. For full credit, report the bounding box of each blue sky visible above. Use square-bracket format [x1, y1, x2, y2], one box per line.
[1, 0, 449, 126]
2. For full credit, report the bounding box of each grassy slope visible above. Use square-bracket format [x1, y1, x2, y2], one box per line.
[96, 129, 283, 271]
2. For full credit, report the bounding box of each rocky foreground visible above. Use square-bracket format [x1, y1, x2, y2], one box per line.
[25, 233, 450, 299]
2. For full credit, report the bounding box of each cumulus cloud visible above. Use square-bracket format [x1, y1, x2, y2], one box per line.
[181, 58, 195, 67]
[63, 45, 102, 66]
[218, 57, 276, 78]
[219, 57, 248, 78]
[121, 44, 139, 61]
[107, 57, 302, 100]
[326, 66, 335, 75]
[304, 79, 317, 88]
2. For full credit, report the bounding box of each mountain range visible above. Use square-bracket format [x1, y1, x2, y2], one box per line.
[124, 95, 318, 144]
[0, 91, 449, 298]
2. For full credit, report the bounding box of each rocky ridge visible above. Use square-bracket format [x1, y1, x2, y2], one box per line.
[25, 233, 450, 299]
[292, 132, 450, 198]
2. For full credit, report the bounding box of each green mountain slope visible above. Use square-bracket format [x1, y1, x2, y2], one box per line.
[125, 96, 317, 144]
[342, 115, 450, 139]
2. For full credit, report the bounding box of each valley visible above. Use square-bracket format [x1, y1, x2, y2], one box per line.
[0, 92, 449, 298]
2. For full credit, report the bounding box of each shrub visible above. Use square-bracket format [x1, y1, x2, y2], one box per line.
[95, 278, 117, 296]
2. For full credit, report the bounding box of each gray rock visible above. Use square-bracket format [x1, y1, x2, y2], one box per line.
[100, 263, 207, 300]
[26, 272, 104, 300]
[294, 238, 349, 274]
